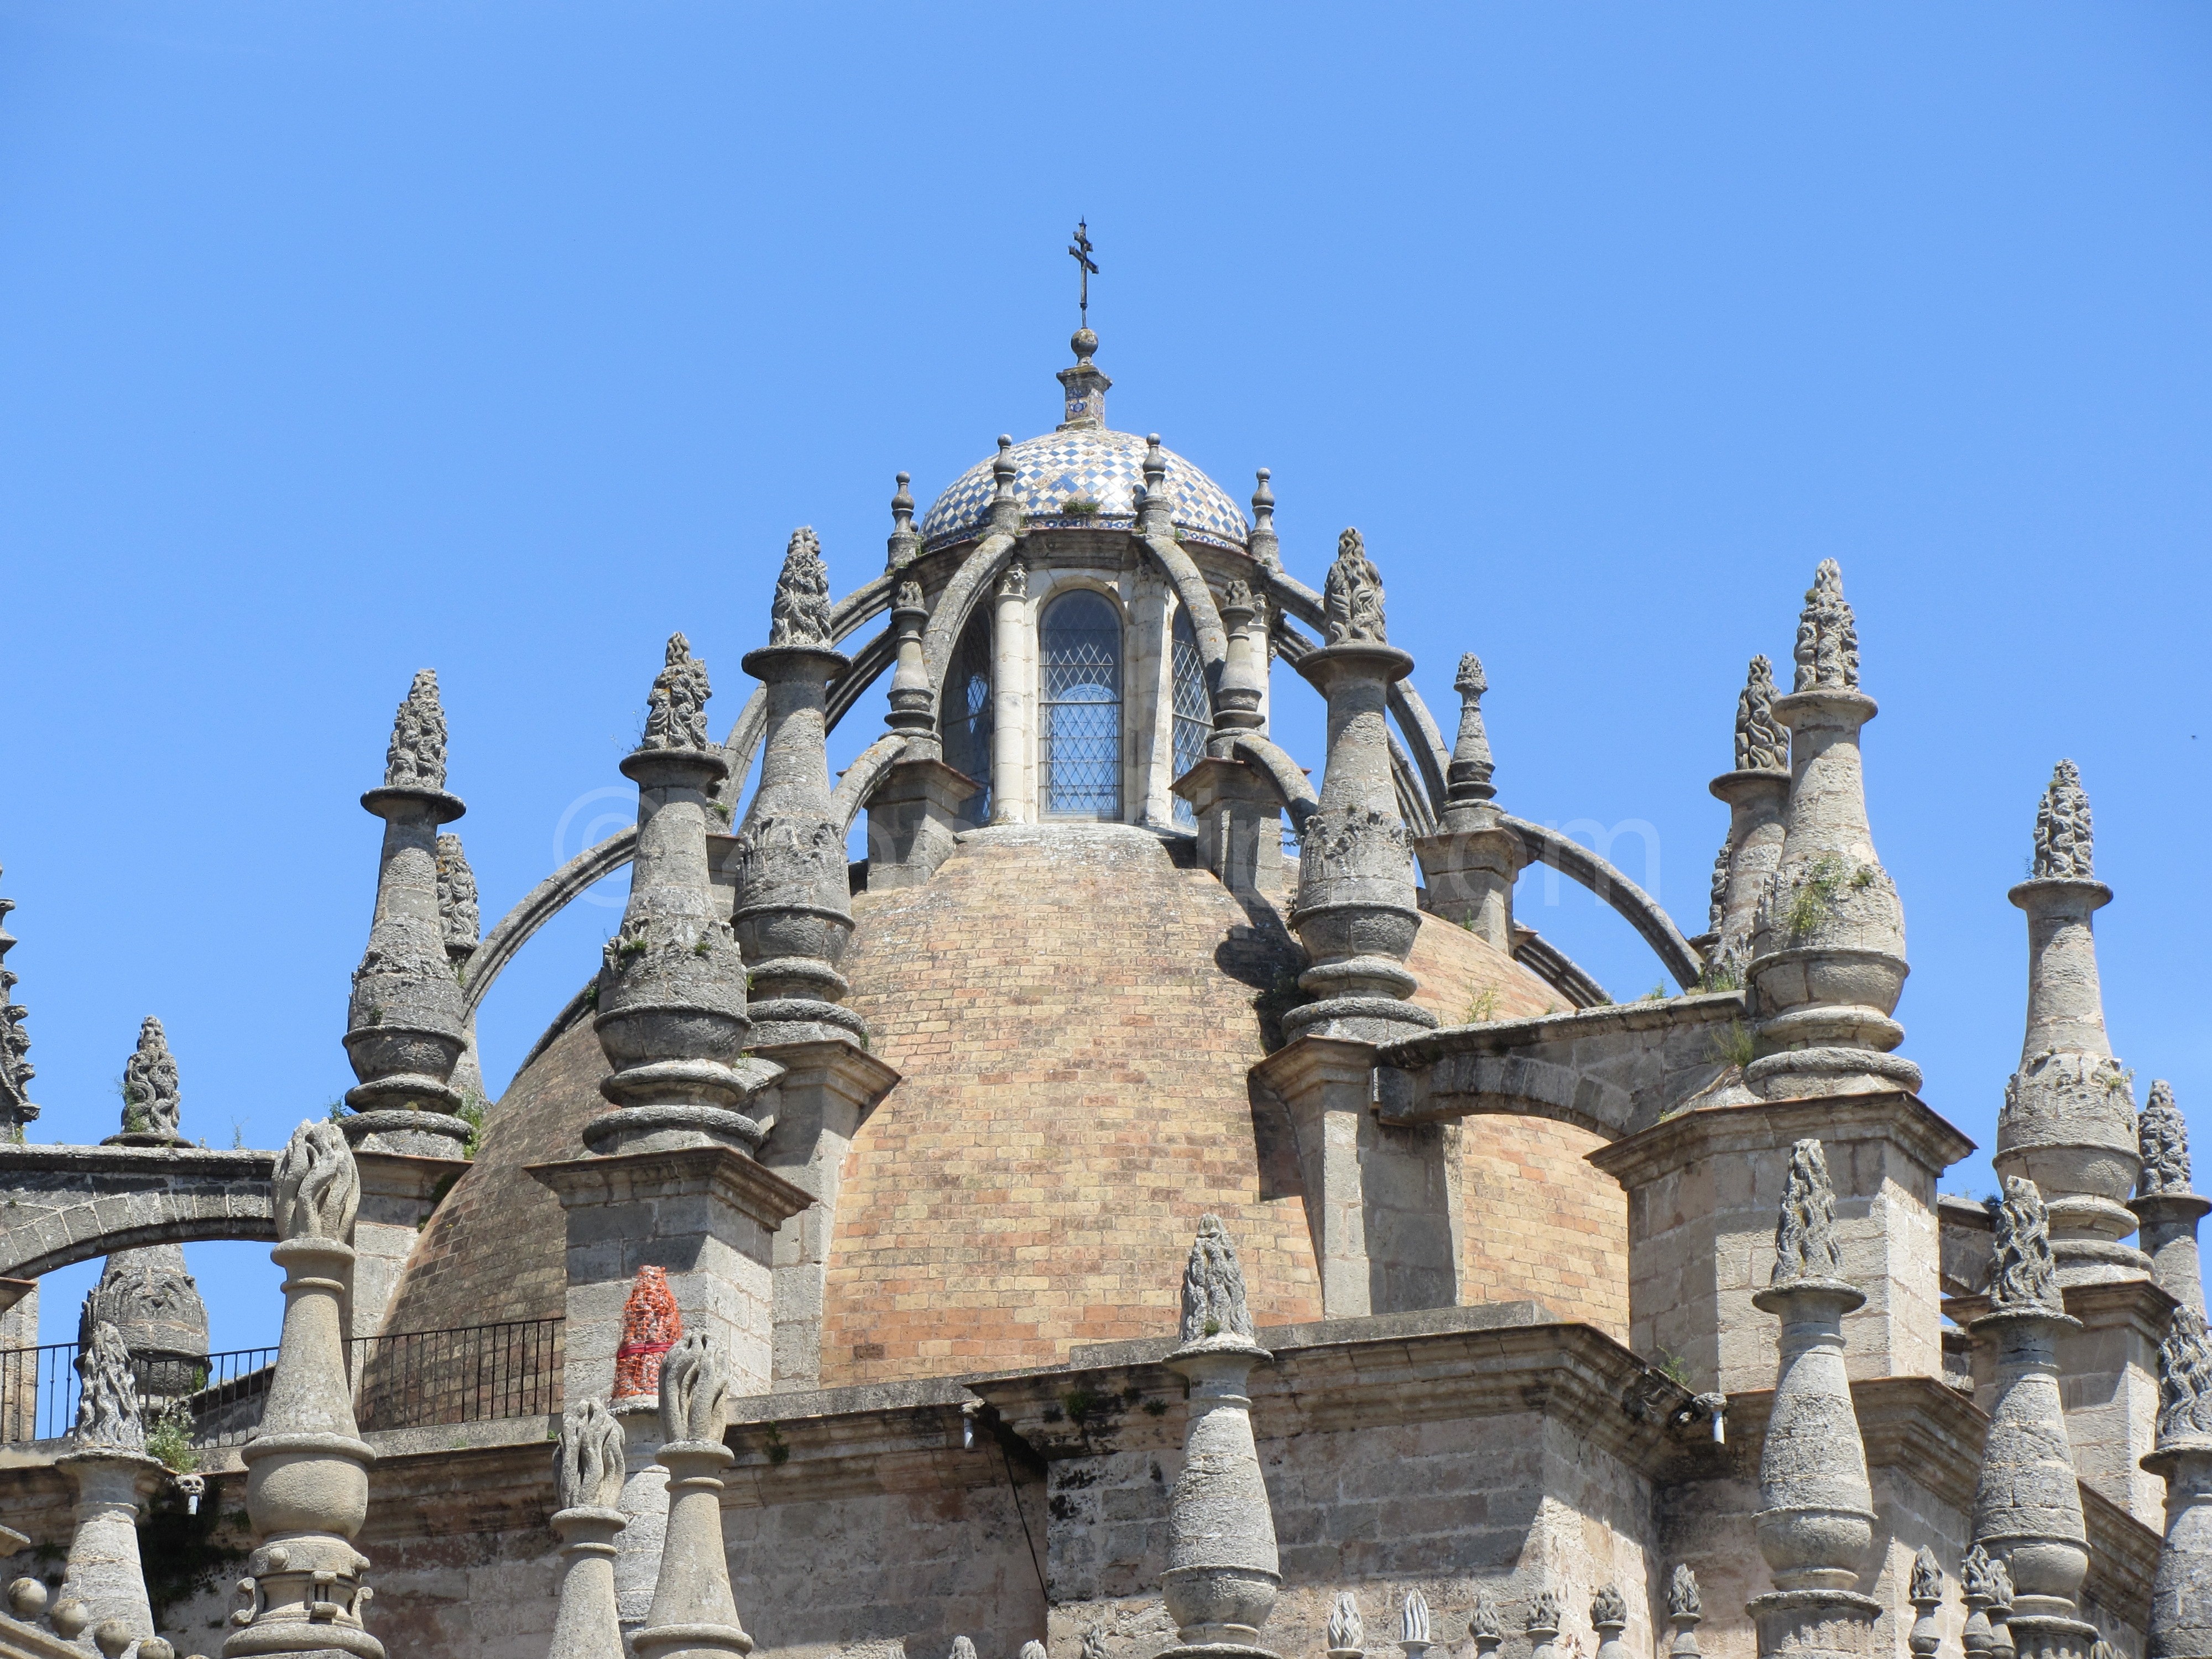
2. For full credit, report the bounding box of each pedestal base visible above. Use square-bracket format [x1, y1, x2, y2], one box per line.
[1747, 1589, 1881, 1659]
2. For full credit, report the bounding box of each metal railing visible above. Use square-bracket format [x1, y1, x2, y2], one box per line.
[0, 1317, 562, 1449]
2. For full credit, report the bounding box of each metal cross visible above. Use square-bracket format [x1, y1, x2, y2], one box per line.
[1068, 219, 1097, 325]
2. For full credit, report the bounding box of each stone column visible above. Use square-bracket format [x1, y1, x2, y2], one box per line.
[735, 530, 867, 1048]
[1970, 1179, 2098, 1659]
[226, 1121, 380, 1659]
[989, 550, 1036, 826]
[866, 578, 978, 889]
[547, 1399, 627, 1659]
[2133, 1082, 2207, 1313]
[1155, 1217, 1282, 1659]
[1413, 653, 1528, 951]
[1176, 580, 1282, 898]
[1704, 655, 1791, 986]
[1285, 531, 1437, 1045]
[591, 633, 770, 1157]
[342, 670, 472, 1157]
[757, 1040, 899, 1390]
[608, 1269, 678, 1636]
[56, 1310, 163, 1652]
[1128, 566, 1174, 828]
[1250, 1037, 1458, 1319]
[1745, 562, 1919, 1102]
[1996, 763, 2146, 1286]
[633, 1336, 753, 1659]
[2143, 1304, 2212, 1659]
[1746, 1139, 1881, 1659]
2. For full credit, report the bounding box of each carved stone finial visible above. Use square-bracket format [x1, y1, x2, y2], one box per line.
[272, 1119, 360, 1243]
[768, 527, 834, 649]
[1667, 1566, 1700, 1621]
[70, 1311, 144, 1453]
[997, 558, 1027, 601]
[2141, 1080, 2194, 1198]
[951, 1639, 978, 1659]
[992, 435, 1018, 501]
[555, 1397, 627, 1511]
[1590, 1586, 1629, 1659]
[119, 1016, 181, 1140]
[1081, 1626, 1107, 1659]
[1771, 1138, 1844, 1285]
[894, 577, 925, 614]
[1249, 469, 1282, 571]
[1446, 653, 1497, 804]
[2157, 1304, 2212, 1448]
[1707, 843, 1731, 936]
[1909, 1547, 1943, 1606]
[1322, 529, 1387, 645]
[1222, 577, 1256, 616]
[612, 1265, 684, 1403]
[1400, 1590, 1431, 1647]
[1735, 655, 1789, 772]
[640, 633, 713, 753]
[383, 667, 449, 789]
[1525, 1589, 1563, 1635]
[1791, 560, 1860, 692]
[1469, 1590, 1505, 1643]
[1328, 1590, 1365, 1656]
[886, 473, 921, 571]
[1178, 1213, 1255, 1348]
[2031, 759, 2094, 881]
[1989, 1176, 2065, 1315]
[656, 1332, 728, 1446]
[435, 833, 481, 958]
[1022, 1643, 1048, 1659]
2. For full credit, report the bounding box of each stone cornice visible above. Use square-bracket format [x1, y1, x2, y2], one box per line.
[1943, 1274, 2176, 1337]
[967, 1302, 1704, 1475]
[0, 1143, 274, 1180]
[525, 1145, 815, 1228]
[353, 1147, 471, 1204]
[1588, 1090, 1975, 1187]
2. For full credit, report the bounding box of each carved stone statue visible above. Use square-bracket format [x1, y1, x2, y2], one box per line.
[384, 667, 450, 789]
[1180, 1213, 1255, 1347]
[1322, 529, 1387, 645]
[2032, 759, 2094, 880]
[1989, 1176, 2065, 1314]
[1734, 655, 1788, 772]
[767, 527, 834, 649]
[436, 833, 481, 958]
[1771, 1138, 1844, 1285]
[71, 1312, 144, 1454]
[272, 1118, 361, 1243]
[1791, 560, 1859, 692]
[119, 1015, 180, 1139]
[2141, 1080, 2193, 1197]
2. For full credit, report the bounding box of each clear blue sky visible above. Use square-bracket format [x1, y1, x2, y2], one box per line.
[4, 5, 2207, 1350]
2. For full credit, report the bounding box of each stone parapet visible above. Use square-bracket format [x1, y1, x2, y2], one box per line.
[1590, 1094, 1971, 1395]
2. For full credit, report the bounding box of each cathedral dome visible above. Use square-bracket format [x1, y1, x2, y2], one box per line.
[918, 333, 1250, 552]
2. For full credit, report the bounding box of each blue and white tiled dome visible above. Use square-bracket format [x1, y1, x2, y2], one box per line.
[920, 427, 1250, 553]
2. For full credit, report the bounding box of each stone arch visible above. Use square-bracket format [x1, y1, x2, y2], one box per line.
[0, 1147, 276, 1282]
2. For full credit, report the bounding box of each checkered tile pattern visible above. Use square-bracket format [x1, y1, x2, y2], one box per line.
[919, 427, 1249, 552]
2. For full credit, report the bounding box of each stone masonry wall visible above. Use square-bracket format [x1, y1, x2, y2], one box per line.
[1454, 1114, 1627, 1340]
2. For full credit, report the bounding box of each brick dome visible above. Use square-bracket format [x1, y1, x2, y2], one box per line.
[379, 825, 1612, 1379]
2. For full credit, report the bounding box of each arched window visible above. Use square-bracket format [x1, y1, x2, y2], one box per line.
[941, 607, 994, 824]
[1170, 607, 1211, 829]
[1040, 589, 1122, 820]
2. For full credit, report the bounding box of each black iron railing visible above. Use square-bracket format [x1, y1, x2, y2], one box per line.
[0, 1317, 562, 1448]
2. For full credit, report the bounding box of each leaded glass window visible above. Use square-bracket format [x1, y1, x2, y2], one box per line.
[1041, 589, 1123, 820]
[1170, 607, 1211, 829]
[942, 608, 993, 824]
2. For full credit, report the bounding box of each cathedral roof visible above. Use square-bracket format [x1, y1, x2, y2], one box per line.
[918, 332, 1250, 553]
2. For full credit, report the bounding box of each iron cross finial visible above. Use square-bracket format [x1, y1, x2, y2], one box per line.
[1068, 219, 1097, 325]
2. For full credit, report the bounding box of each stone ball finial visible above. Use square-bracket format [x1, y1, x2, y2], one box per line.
[1252, 467, 1275, 521]
[272, 1119, 360, 1244]
[1072, 327, 1098, 360]
[5, 1577, 47, 1619]
[554, 1397, 626, 1511]
[92, 1619, 133, 1659]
